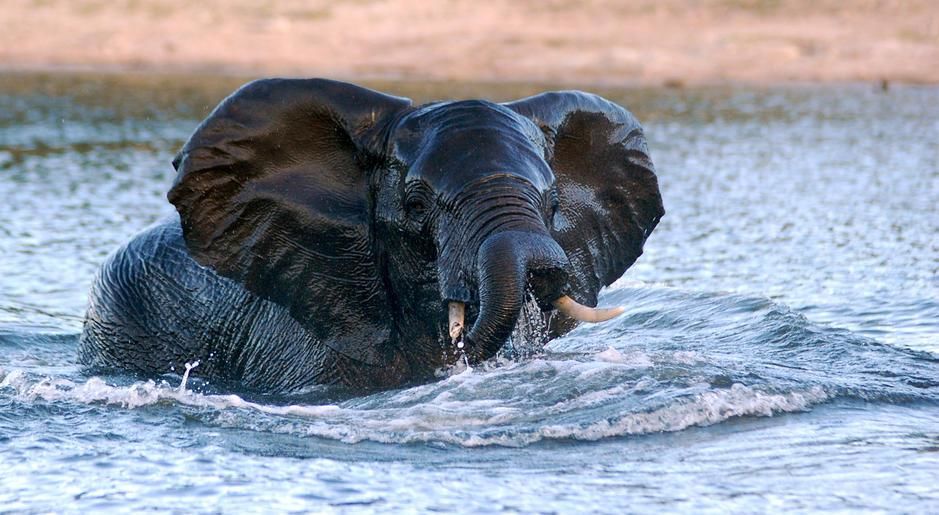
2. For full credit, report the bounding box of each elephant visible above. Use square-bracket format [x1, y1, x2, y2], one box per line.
[78, 78, 664, 393]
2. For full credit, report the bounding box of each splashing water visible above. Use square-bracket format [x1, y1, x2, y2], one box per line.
[504, 292, 552, 360]
[0, 359, 833, 446]
[177, 360, 200, 394]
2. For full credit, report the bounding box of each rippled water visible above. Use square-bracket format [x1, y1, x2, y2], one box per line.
[1, 73, 937, 512]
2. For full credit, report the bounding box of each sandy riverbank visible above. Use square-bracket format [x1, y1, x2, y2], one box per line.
[1, 0, 937, 85]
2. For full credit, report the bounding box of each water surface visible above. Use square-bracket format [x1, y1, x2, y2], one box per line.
[1, 73, 937, 512]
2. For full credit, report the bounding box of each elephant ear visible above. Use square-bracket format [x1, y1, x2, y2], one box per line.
[168, 78, 411, 365]
[506, 92, 664, 305]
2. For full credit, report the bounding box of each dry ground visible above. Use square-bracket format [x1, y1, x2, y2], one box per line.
[1, 0, 937, 85]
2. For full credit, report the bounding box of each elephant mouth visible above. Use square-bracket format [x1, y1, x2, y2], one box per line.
[447, 294, 623, 344]
[446, 267, 563, 342]
[439, 230, 625, 364]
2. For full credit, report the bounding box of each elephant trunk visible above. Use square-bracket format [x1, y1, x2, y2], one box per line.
[436, 176, 571, 361]
[462, 230, 569, 361]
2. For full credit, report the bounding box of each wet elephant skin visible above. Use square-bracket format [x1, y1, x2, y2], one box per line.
[79, 78, 664, 393]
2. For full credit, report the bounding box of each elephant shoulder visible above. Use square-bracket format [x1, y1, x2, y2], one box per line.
[81, 217, 256, 378]
[103, 216, 251, 299]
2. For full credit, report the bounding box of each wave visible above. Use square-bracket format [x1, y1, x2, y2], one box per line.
[0, 358, 829, 447]
[1, 284, 936, 448]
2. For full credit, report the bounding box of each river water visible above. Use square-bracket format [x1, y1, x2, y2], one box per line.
[1, 73, 937, 512]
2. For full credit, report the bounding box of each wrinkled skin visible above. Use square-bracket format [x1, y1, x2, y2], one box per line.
[79, 78, 664, 393]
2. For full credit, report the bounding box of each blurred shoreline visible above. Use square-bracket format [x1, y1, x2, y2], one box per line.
[2, 0, 937, 86]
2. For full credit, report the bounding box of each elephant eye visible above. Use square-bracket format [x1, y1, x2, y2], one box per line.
[403, 180, 433, 224]
[405, 195, 429, 218]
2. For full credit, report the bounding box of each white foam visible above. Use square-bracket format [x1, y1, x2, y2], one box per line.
[538, 384, 829, 442]
[594, 346, 654, 367]
[0, 367, 829, 448]
[671, 350, 704, 364]
[0, 368, 341, 415]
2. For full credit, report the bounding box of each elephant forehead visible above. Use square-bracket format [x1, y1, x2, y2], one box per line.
[396, 101, 551, 193]
[395, 101, 545, 156]
[409, 99, 536, 129]
[409, 138, 553, 196]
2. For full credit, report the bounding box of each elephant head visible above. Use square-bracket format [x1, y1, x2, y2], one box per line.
[169, 78, 663, 387]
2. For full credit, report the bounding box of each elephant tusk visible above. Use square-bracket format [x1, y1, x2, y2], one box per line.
[552, 295, 625, 323]
[448, 302, 465, 342]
